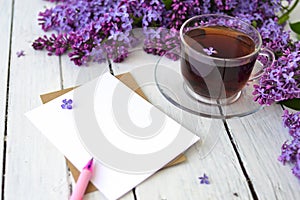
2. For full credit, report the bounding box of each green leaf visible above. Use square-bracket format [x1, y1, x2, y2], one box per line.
[280, 98, 300, 111]
[162, 0, 172, 10]
[251, 20, 257, 28]
[278, 0, 299, 25]
[278, 14, 290, 25]
[289, 21, 300, 34]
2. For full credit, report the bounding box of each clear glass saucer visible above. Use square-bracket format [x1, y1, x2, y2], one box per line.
[154, 53, 264, 119]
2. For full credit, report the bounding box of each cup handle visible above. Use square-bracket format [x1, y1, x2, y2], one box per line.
[249, 48, 275, 81]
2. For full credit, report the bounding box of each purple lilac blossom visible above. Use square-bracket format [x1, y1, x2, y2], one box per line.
[61, 99, 73, 109]
[34, 0, 290, 66]
[258, 18, 291, 54]
[32, 33, 69, 56]
[253, 49, 300, 105]
[16, 50, 25, 57]
[38, 0, 112, 33]
[164, 0, 200, 30]
[143, 27, 180, 60]
[198, 173, 210, 184]
[139, 0, 165, 28]
[203, 47, 217, 56]
[279, 111, 300, 179]
[199, 0, 212, 14]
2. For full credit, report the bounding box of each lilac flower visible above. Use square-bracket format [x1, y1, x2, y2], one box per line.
[140, 0, 165, 28]
[38, 0, 113, 33]
[32, 33, 69, 56]
[278, 111, 300, 179]
[103, 40, 129, 63]
[164, 0, 190, 30]
[258, 18, 291, 54]
[282, 110, 300, 138]
[16, 50, 25, 57]
[253, 50, 300, 105]
[203, 47, 218, 56]
[143, 27, 180, 60]
[198, 173, 210, 184]
[46, 0, 67, 2]
[224, 0, 238, 10]
[214, 0, 224, 10]
[61, 99, 73, 109]
[200, 0, 212, 14]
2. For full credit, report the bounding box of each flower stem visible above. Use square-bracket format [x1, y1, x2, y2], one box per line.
[278, 0, 299, 25]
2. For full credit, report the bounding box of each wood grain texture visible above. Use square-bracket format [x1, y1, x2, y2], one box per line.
[113, 62, 253, 200]
[226, 105, 300, 200]
[224, 4, 300, 199]
[0, 0, 13, 197]
[60, 56, 108, 89]
[4, 0, 69, 199]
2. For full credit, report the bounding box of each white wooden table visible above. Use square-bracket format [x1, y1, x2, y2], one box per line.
[1, 0, 299, 199]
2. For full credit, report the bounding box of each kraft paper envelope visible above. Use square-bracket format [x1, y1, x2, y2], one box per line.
[40, 72, 187, 194]
[27, 72, 199, 200]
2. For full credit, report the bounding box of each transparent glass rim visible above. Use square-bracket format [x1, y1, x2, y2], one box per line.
[179, 14, 263, 62]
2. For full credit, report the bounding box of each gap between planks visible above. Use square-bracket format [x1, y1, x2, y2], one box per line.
[1, 0, 15, 199]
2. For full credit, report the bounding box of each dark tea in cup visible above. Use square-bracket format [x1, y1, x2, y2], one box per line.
[180, 14, 274, 105]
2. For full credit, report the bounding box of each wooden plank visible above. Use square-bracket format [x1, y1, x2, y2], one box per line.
[226, 105, 300, 199]
[112, 60, 253, 199]
[135, 116, 253, 199]
[4, 0, 70, 199]
[0, 0, 13, 198]
[60, 57, 108, 89]
[225, 4, 300, 199]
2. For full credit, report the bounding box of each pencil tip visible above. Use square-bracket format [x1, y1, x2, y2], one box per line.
[84, 158, 94, 170]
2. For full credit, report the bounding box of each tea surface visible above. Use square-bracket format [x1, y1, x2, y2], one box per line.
[181, 26, 257, 99]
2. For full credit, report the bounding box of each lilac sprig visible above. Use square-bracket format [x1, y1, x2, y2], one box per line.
[139, 0, 165, 28]
[38, 0, 112, 33]
[35, 2, 134, 66]
[165, 0, 200, 30]
[253, 48, 300, 105]
[278, 110, 300, 178]
[143, 27, 180, 60]
[258, 18, 292, 54]
[32, 33, 69, 56]
[33, 0, 293, 66]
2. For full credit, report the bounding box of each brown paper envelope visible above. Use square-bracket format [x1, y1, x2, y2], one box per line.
[40, 72, 186, 194]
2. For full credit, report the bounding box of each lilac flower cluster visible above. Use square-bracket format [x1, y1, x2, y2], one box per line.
[32, 33, 69, 56]
[33, 0, 292, 66]
[253, 47, 300, 105]
[143, 27, 180, 60]
[278, 110, 300, 178]
[164, 0, 200, 30]
[258, 18, 291, 54]
[34, 1, 133, 65]
[39, 0, 112, 33]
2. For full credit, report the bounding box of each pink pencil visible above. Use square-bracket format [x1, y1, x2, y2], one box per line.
[70, 158, 94, 200]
